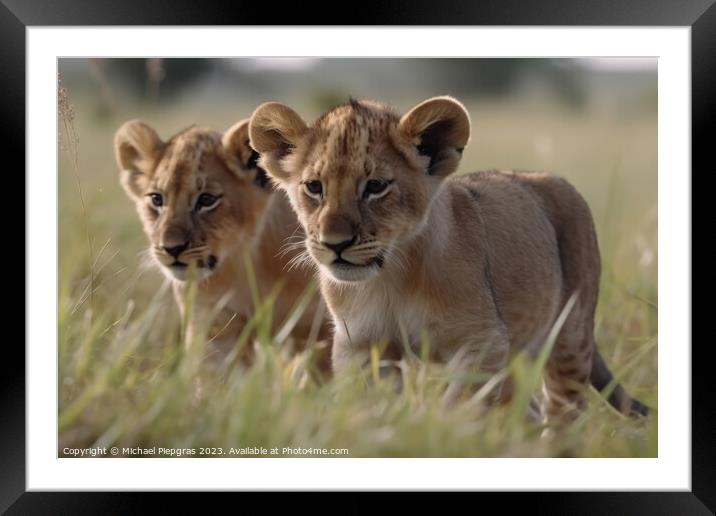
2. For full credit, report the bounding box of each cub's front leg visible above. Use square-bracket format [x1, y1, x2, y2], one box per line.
[172, 283, 248, 363]
[331, 324, 400, 380]
[331, 325, 367, 375]
[440, 320, 511, 409]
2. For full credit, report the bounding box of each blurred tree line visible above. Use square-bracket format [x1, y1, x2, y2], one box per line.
[60, 58, 655, 121]
[88, 58, 586, 103]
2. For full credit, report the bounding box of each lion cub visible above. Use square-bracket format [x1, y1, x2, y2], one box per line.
[115, 119, 329, 363]
[249, 96, 648, 421]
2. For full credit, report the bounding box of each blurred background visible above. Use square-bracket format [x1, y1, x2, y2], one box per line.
[58, 59, 657, 456]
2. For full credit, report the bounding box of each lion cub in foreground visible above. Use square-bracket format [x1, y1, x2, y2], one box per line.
[249, 96, 648, 422]
[115, 119, 329, 364]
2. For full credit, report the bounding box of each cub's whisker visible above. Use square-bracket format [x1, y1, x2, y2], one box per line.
[285, 250, 315, 273]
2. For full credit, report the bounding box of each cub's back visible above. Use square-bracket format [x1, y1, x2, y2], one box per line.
[463, 169, 601, 308]
[449, 170, 569, 352]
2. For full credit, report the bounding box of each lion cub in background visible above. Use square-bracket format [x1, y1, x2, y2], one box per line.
[114, 118, 329, 365]
[249, 96, 648, 423]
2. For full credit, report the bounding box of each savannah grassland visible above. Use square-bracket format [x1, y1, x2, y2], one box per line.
[58, 68, 657, 458]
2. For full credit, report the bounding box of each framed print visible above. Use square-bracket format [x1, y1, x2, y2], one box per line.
[5, 0, 711, 512]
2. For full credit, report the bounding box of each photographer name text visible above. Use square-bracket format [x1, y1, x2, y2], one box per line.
[61, 446, 349, 457]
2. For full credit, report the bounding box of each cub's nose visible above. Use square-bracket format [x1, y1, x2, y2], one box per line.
[322, 236, 356, 256]
[163, 241, 189, 259]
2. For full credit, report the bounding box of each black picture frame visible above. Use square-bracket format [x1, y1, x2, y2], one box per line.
[5, 0, 710, 512]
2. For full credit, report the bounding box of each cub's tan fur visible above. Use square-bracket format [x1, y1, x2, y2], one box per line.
[115, 119, 329, 362]
[249, 96, 648, 421]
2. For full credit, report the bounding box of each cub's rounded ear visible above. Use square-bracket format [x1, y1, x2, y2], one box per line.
[114, 119, 164, 199]
[222, 118, 253, 166]
[221, 118, 269, 187]
[223, 118, 271, 188]
[249, 102, 308, 183]
[398, 96, 471, 177]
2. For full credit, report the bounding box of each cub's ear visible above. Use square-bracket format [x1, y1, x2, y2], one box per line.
[222, 118, 269, 188]
[249, 102, 308, 184]
[114, 119, 164, 199]
[398, 96, 471, 177]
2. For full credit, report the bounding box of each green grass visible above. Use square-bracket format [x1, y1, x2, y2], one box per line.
[58, 95, 657, 458]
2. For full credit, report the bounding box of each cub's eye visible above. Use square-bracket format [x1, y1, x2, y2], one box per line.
[196, 193, 220, 210]
[363, 179, 392, 199]
[304, 180, 323, 199]
[148, 193, 163, 208]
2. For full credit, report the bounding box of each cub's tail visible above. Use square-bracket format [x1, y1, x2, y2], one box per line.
[590, 348, 650, 417]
